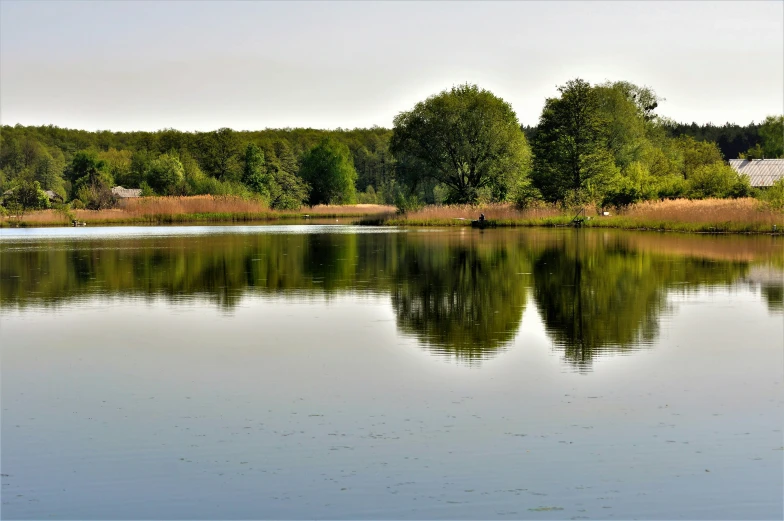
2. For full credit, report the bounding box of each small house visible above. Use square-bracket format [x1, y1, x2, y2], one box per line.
[111, 186, 142, 198]
[728, 159, 784, 188]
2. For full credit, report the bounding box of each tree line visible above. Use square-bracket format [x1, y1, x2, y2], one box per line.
[1, 78, 782, 211]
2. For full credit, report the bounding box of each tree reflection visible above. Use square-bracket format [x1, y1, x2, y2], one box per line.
[0, 229, 776, 366]
[533, 233, 750, 368]
[390, 235, 529, 361]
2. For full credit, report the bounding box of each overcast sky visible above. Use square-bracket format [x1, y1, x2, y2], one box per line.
[1, 1, 782, 131]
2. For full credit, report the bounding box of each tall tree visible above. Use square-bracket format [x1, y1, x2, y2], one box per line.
[242, 143, 270, 196]
[199, 128, 240, 181]
[299, 138, 357, 205]
[390, 83, 530, 204]
[531, 78, 616, 204]
[146, 153, 185, 195]
[758, 115, 784, 158]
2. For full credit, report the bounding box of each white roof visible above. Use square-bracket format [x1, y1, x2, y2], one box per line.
[728, 159, 784, 187]
[111, 186, 142, 198]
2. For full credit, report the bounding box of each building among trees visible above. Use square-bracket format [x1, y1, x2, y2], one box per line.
[728, 159, 784, 188]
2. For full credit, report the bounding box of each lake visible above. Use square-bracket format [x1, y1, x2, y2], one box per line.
[1, 225, 782, 520]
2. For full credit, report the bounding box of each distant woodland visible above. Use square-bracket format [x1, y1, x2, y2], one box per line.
[1, 78, 782, 212]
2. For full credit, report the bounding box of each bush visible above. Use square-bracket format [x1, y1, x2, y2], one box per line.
[688, 161, 749, 199]
[759, 178, 784, 211]
[76, 182, 116, 210]
[512, 177, 544, 209]
[394, 187, 424, 214]
[356, 185, 378, 204]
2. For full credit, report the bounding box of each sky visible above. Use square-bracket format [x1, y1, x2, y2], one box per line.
[1, 0, 782, 132]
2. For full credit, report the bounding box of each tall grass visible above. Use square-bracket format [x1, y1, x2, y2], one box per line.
[385, 199, 783, 233]
[1, 196, 396, 227]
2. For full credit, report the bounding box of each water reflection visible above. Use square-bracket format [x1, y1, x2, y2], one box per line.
[1, 228, 781, 365]
[391, 233, 528, 361]
[532, 234, 753, 368]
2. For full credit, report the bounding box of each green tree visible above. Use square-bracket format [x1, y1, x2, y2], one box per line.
[532, 78, 617, 205]
[10, 180, 50, 212]
[146, 153, 185, 195]
[199, 128, 241, 181]
[758, 115, 784, 158]
[99, 148, 133, 187]
[390, 83, 530, 204]
[67, 151, 113, 197]
[688, 161, 750, 199]
[299, 138, 357, 205]
[676, 136, 724, 178]
[242, 143, 270, 196]
[33, 149, 66, 199]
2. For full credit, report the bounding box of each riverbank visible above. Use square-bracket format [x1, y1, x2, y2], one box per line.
[379, 199, 784, 234]
[0, 196, 396, 227]
[3, 197, 782, 234]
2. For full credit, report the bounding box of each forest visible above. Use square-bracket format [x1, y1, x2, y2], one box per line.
[0, 78, 782, 213]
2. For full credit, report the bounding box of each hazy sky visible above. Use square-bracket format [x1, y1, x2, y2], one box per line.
[1, 1, 782, 131]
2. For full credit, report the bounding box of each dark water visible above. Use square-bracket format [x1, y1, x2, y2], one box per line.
[1, 225, 782, 519]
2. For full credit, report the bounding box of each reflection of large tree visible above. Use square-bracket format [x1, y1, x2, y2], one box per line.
[390, 236, 529, 361]
[533, 234, 750, 368]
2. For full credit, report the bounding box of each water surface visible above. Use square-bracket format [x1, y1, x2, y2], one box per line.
[2, 226, 782, 519]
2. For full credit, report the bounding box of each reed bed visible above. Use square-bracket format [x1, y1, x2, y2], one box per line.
[386, 203, 562, 226]
[0, 196, 396, 227]
[384, 199, 783, 234]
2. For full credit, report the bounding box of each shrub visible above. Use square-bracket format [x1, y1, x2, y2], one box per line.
[759, 178, 784, 211]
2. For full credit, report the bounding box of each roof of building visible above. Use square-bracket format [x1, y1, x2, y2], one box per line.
[44, 190, 62, 200]
[111, 186, 142, 198]
[728, 159, 784, 187]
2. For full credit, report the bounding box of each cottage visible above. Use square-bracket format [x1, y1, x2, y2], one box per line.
[111, 186, 142, 198]
[728, 159, 784, 188]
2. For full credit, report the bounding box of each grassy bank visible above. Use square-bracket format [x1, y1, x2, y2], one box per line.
[1, 196, 396, 227]
[382, 199, 784, 234]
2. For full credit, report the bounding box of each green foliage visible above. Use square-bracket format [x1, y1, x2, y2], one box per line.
[687, 161, 750, 199]
[139, 181, 155, 197]
[532, 79, 616, 204]
[76, 182, 116, 210]
[391, 83, 531, 204]
[242, 143, 270, 196]
[356, 185, 378, 204]
[511, 177, 544, 209]
[68, 150, 113, 197]
[199, 128, 241, 181]
[299, 138, 357, 205]
[5, 180, 50, 212]
[758, 177, 784, 211]
[99, 148, 133, 186]
[758, 115, 784, 158]
[146, 153, 185, 195]
[676, 136, 724, 178]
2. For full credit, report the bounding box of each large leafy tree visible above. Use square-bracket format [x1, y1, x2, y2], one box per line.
[299, 138, 357, 205]
[67, 151, 113, 196]
[531, 79, 617, 204]
[146, 153, 185, 195]
[199, 128, 241, 181]
[390, 83, 530, 204]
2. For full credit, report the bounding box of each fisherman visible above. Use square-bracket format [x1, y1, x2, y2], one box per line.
[479, 213, 485, 222]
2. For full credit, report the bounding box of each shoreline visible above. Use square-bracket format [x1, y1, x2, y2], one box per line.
[3, 213, 782, 235]
[2, 198, 782, 235]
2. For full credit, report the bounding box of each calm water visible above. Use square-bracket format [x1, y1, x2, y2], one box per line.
[1, 225, 782, 520]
